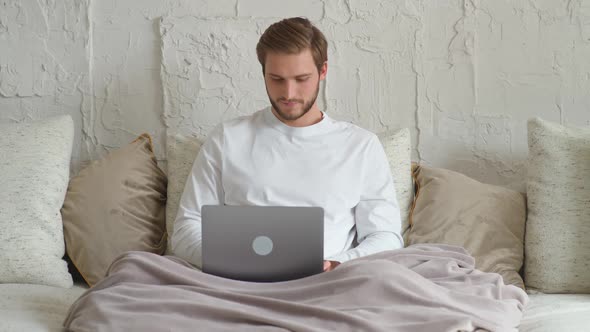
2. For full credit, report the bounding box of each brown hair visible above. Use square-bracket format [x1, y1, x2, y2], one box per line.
[256, 17, 328, 73]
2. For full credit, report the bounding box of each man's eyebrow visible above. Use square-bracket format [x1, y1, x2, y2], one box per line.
[295, 74, 312, 78]
[267, 73, 313, 79]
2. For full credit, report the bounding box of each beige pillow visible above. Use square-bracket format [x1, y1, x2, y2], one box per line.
[61, 134, 167, 286]
[164, 129, 413, 254]
[525, 118, 590, 293]
[407, 165, 526, 289]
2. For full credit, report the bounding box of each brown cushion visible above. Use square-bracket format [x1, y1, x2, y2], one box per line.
[61, 134, 167, 286]
[407, 165, 526, 289]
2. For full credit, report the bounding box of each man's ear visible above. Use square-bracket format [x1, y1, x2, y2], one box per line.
[319, 62, 328, 81]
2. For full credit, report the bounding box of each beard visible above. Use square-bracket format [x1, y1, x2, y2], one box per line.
[267, 80, 320, 122]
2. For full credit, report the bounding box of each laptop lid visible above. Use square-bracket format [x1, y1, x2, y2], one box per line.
[201, 205, 324, 282]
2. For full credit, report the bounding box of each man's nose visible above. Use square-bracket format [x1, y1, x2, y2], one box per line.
[284, 80, 296, 100]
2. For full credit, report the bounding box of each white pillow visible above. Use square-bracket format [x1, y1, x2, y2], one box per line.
[0, 115, 74, 288]
[165, 128, 413, 254]
[377, 128, 413, 241]
[525, 117, 590, 293]
[165, 134, 204, 254]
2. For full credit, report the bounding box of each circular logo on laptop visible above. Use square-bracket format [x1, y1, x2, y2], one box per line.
[252, 236, 273, 256]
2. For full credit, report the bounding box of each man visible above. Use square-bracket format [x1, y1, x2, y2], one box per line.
[172, 17, 403, 273]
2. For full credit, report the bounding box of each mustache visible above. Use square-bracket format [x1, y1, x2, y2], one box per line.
[278, 98, 303, 104]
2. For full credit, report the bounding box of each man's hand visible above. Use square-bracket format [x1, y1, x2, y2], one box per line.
[323, 260, 340, 272]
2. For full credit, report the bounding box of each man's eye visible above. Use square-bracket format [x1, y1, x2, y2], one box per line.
[296, 78, 309, 82]
[271, 77, 283, 81]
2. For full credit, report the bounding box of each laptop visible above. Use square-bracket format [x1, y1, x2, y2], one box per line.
[201, 205, 324, 282]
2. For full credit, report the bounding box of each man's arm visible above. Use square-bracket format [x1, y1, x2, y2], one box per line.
[171, 125, 224, 268]
[328, 135, 403, 264]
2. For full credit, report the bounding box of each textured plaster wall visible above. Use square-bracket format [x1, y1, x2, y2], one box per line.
[0, 0, 91, 168]
[1, 0, 589, 190]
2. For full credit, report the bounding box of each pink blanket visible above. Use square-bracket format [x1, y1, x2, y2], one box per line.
[63, 244, 528, 332]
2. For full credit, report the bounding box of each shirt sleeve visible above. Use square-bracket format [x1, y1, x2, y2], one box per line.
[328, 135, 403, 263]
[171, 125, 224, 268]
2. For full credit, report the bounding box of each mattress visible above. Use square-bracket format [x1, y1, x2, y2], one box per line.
[0, 282, 88, 332]
[1, 283, 589, 331]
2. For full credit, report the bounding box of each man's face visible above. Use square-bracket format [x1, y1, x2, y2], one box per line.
[263, 49, 327, 123]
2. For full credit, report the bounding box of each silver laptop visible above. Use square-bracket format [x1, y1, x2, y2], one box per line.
[201, 205, 324, 282]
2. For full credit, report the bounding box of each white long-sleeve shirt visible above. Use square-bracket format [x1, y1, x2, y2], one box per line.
[172, 107, 403, 268]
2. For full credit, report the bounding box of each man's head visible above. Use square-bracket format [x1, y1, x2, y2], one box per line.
[256, 17, 328, 125]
